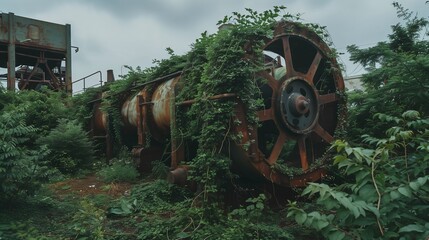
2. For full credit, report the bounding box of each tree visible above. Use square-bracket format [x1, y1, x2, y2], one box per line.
[0, 109, 50, 200]
[346, 2, 429, 140]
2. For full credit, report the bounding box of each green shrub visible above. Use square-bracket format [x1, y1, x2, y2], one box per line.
[0, 109, 51, 200]
[37, 119, 95, 174]
[97, 162, 139, 183]
[69, 199, 105, 240]
[0, 221, 51, 240]
[346, 3, 429, 140]
[2, 89, 70, 136]
[288, 110, 429, 239]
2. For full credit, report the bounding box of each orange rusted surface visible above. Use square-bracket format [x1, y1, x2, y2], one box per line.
[94, 77, 178, 140]
[121, 89, 142, 129]
[151, 78, 175, 135]
[92, 93, 108, 135]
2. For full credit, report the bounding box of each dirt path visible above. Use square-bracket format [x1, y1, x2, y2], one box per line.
[50, 174, 133, 198]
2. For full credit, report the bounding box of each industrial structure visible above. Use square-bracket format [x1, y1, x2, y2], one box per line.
[91, 21, 346, 188]
[0, 12, 346, 188]
[0, 12, 72, 93]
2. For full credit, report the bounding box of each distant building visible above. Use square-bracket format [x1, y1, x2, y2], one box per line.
[344, 75, 363, 91]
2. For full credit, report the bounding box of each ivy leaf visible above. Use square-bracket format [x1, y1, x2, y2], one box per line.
[333, 154, 347, 164]
[328, 231, 346, 240]
[345, 146, 353, 155]
[366, 205, 380, 218]
[356, 171, 370, 184]
[398, 224, 425, 233]
[409, 181, 420, 191]
[295, 212, 307, 224]
[401, 110, 420, 120]
[397, 186, 412, 197]
[316, 220, 329, 230]
[417, 176, 428, 186]
[358, 184, 376, 200]
[389, 190, 401, 200]
[176, 232, 191, 239]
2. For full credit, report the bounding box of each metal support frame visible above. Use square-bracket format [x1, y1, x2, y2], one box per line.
[7, 13, 15, 91]
[65, 24, 72, 94]
[1, 12, 72, 93]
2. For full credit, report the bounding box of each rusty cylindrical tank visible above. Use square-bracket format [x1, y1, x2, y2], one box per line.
[92, 21, 345, 188]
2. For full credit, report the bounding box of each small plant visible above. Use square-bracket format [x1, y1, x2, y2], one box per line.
[69, 199, 105, 240]
[37, 118, 95, 174]
[0, 221, 50, 240]
[221, 194, 294, 240]
[97, 162, 139, 183]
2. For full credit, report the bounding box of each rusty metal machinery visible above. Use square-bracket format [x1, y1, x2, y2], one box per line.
[92, 21, 345, 188]
[0, 12, 72, 93]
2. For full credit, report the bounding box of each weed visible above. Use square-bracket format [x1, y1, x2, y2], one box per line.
[97, 162, 139, 183]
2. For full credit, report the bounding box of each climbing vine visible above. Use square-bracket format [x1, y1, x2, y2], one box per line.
[177, 6, 301, 203]
[78, 6, 339, 204]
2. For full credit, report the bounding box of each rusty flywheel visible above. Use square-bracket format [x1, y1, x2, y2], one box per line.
[230, 21, 345, 187]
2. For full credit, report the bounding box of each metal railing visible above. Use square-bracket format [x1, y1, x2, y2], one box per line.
[72, 71, 102, 94]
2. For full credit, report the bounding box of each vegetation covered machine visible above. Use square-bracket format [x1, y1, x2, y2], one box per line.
[91, 20, 345, 188]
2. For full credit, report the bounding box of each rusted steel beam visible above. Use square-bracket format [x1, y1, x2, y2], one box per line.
[1, 12, 72, 92]
[7, 13, 16, 91]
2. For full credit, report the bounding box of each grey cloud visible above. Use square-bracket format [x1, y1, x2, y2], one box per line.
[2, 0, 429, 82]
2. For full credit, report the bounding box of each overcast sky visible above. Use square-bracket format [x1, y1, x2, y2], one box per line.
[2, 0, 429, 92]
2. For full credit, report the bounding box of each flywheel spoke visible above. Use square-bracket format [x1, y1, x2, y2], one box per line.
[306, 52, 322, 84]
[313, 123, 334, 143]
[282, 37, 295, 77]
[258, 71, 279, 89]
[318, 93, 338, 105]
[298, 137, 309, 171]
[267, 132, 287, 165]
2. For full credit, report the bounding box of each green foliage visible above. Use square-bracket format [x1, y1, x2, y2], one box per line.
[288, 110, 429, 239]
[2, 89, 70, 136]
[71, 87, 103, 127]
[97, 162, 139, 183]
[178, 6, 303, 205]
[221, 194, 293, 240]
[0, 221, 53, 240]
[37, 119, 95, 174]
[346, 2, 429, 139]
[0, 85, 15, 111]
[127, 179, 190, 213]
[106, 180, 294, 240]
[0, 109, 51, 200]
[97, 148, 139, 183]
[69, 199, 105, 240]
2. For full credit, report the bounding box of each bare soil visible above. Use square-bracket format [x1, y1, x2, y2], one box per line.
[50, 174, 133, 198]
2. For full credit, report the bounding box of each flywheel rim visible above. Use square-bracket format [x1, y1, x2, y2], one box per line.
[246, 21, 345, 187]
